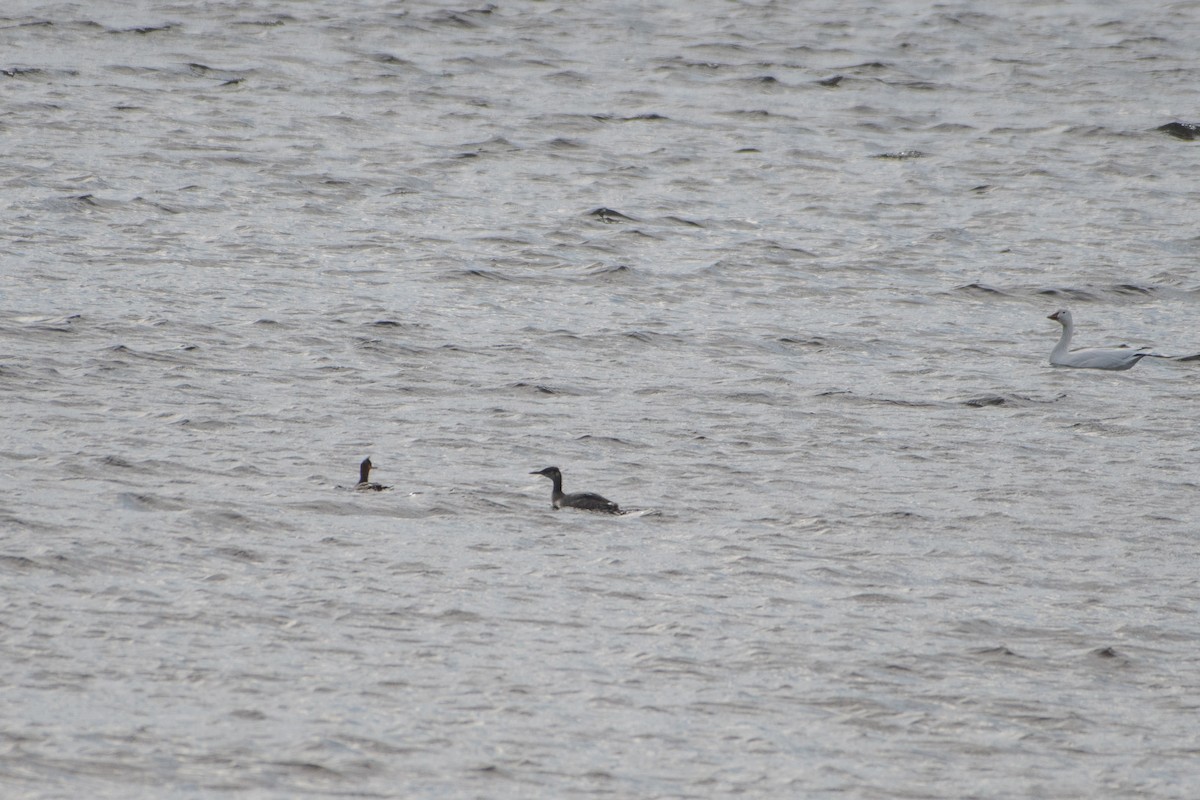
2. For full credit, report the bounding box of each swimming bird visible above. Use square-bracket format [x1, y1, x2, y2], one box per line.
[530, 466, 621, 513]
[355, 457, 390, 491]
[1047, 309, 1155, 371]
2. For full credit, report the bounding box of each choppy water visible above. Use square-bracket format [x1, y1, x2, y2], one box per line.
[3, 1, 1200, 797]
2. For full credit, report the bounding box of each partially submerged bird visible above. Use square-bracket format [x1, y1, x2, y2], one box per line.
[355, 457, 390, 491]
[1047, 309, 1155, 371]
[530, 466, 621, 513]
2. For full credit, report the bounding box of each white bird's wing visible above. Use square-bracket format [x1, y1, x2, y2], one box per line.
[1054, 346, 1149, 370]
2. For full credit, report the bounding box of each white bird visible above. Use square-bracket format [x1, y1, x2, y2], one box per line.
[1046, 309, 1153, 371]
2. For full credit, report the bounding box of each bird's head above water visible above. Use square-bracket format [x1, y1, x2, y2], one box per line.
[531, 466, 561, 480]
[1048, 309, 1071, 324]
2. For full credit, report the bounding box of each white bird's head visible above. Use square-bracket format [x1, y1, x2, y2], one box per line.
[1048, 309, 1071, 324]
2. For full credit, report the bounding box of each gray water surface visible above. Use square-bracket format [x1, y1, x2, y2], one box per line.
[3, 1, 1200, 797]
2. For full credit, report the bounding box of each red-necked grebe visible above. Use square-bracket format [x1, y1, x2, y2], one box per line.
[531, 466, 620, 513]
[356, 457, 390, 491]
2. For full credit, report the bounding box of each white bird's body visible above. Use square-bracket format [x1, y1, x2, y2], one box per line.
[1047, 309, 1152, 371]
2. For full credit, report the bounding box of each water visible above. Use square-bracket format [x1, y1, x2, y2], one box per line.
[3, 1, 1200, 797]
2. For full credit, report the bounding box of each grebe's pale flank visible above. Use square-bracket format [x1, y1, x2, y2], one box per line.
[531, 466, 620, 513]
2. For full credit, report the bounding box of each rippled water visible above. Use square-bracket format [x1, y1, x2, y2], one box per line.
[4, 1, 1200, 797]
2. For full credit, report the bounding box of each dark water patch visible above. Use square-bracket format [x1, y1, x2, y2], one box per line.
[426, 5, 496, 28]
[1155, 122, 1200, 140]
[725, 391, 777, 404]
[190, 508, 277, 532]
[212, 546, 262, 563]
[1090, 646, 1123, 659]
[928, 122, 976, 133]
[886, 80, 941, 91]
[544, 70, 589, 85]
[546, 137, 585, 149]
[131, 196, 181, 214]
[471, 234, 534, 247]
[455, 268, 512, 281]
[117, 492, 187, 512]
[955, 282, 1011, 296]
[754, 239, 818, 258]
[972, 646, 1023, 659]
[18, 314, 82, 333]
[1035, 286, 1101, 302]
[186, 62, 240, 79]
[616, 228, 660, 241]
[270, 760, 342, 778]
[575, 434, 636, 446]
[108, 23, 176, 35]
[723, 109, 774, 118]
[174, 417, 236, 431]
[100, 455, 137, 469]
[1037, 283, 1167, 301]
[103, 344, 188, 364]
[777, 336, 827, 348]
[961, 395, 1008, 408]
[657, 55, 727, 71]
[962, 282, 1174, 301]
[232, 15, 295, 27]
[0, 67, 68, 79]
[65, 193, 103, 208]
[816, 75, 844, 87]
[509, 382, 582, 396]
[0, 19, 54, 29]
[816, 390, 940, 409]
[735, 75, 783, 86]
[960, 393, 1064, 408]
[352, 336, 409, 353]
[876, 509, 931, 522]
[662, 216, 704, 228]
[450, 136, 517, 158]
[373, 52, 415, 67]
[622, 329, 681, 344]
[873, 150, 927, 159]
[588, 207, 636, 223]
[1112, 283, 1156, 295]
[847, 592, 908, 604]
[0, 554, 39, 571]
[1064, 124, 1120, 138]
[586, 263, 633, 277]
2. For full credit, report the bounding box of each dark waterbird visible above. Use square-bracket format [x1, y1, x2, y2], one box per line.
[355, 457, 390, 491]
[531, 466, 621, 513]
